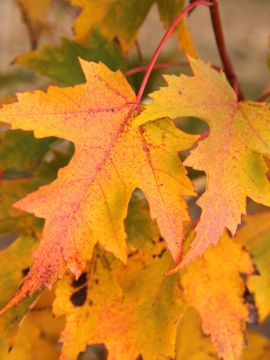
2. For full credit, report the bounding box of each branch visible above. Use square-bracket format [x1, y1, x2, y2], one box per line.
[209, 0, 244, 100]
[136, 0, 210, 105]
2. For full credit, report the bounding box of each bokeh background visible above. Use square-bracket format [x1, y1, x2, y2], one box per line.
[0, 0, 269, 99]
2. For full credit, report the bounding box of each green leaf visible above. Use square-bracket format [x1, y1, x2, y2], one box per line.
[16, 31, 127, 86]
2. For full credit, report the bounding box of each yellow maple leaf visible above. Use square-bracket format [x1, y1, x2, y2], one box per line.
[135, 57, 270, 267]
[180, 232, 254, 360]
[0, 60, 196, 311]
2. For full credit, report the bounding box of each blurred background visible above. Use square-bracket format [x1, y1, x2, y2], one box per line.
[0, 0, 269, 99]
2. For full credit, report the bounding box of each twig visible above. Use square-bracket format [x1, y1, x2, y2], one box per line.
[125, 62, 188, 76]
[209, 0, 244, 100]
[125, 61, 221, 77]
[136, 0, 210, 105]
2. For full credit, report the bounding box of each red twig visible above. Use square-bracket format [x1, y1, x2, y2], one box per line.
[209, 0, 244, 100]
[125, 62, 221, 77]
[125, 62, 188, 76]
[136, 0, 210, 105]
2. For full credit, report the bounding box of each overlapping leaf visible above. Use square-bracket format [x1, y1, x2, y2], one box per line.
[70, 0, 187, 52]
[45, 198, 256, 360]
[54, 196, 183, 360]
[0, 60, 196, 311]
[180, 231, 254, 360]
[16, 31, 127, 86]
[237, 211, 270, 322]
[136, 57, 270, 266]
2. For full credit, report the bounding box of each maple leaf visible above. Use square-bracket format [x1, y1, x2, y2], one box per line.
[135, 57, 270, 267]
[0, 60, 196, 311]
[17, 30, 126, 86]
[236, 212, 270, 322]
[180, 231, 254, 360]
[53, 195, 183, 360]
[70, 0, 186, 52]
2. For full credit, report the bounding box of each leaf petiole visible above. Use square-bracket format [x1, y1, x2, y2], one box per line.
[136, 0, 210, 105]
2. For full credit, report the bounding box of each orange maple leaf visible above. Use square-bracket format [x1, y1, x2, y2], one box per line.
[0, 60, 196, 310]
